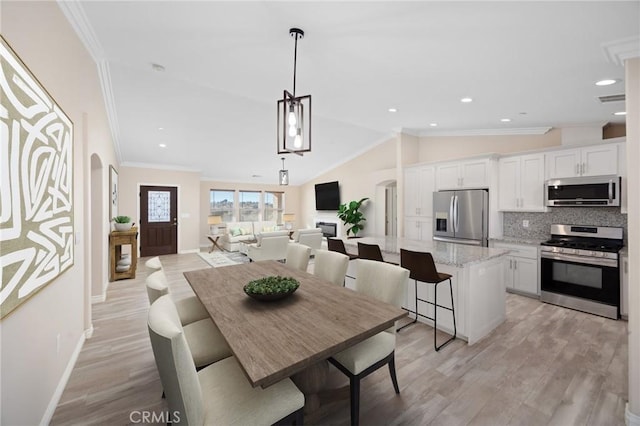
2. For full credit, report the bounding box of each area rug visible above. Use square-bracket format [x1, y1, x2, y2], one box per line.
[197, 251, 249, 268]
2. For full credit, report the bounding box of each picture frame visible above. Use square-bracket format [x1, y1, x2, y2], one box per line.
[109, 165, 118, 219]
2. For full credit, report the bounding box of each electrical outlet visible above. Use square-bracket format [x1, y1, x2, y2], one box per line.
[522, 220, 529, 228]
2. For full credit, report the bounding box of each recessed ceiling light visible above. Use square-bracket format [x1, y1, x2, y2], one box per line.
[388, 108, 397, 113]
[595, 79, 617, 86]
[613, 111, 626, 116]
[151, 63, 165, 72]
[252, 174, 262, 178]
[158, 127, 164, 131]
[519, 112, 527, 115]
[460, 97, 473, 103]
[501, 118, 511, 122]
[159, 143, 167, 148]
[429, 123, 438, 127]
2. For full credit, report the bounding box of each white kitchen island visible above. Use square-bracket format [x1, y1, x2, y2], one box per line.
[341, 236, 510, 345]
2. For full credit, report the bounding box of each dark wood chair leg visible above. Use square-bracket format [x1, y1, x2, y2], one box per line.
[388, 354, 400, 394]
[350, 375, 360, 426]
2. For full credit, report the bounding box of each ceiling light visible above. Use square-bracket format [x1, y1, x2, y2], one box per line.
[277, 28, 311, 156]
[460, 97, 473, 103]
[159, 143, 167, 148]
[595, 79, 617, 86]
[158, 127, 164, 131]
[429, 123, 438, 127]
[501, 118, 511, 122]
[613, 111, 626, 116]
[388, 108, 397, 113]
[279, 157, 289, 186]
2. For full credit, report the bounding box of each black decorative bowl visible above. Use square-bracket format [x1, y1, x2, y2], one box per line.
[243, 276, 300, 302]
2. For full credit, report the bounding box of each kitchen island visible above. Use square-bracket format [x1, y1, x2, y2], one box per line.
[341, 236, 510, 345]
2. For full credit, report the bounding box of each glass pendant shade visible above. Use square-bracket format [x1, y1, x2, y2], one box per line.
[279, 169, 289, 186]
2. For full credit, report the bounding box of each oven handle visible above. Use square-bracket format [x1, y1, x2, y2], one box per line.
[608, 179, 613, 204]
[540, 252, 618, 268]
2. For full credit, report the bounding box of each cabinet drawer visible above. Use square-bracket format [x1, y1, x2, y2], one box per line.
[494, 242, 538, 259]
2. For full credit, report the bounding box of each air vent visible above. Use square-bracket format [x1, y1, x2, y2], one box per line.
[598, 94, 625, 103]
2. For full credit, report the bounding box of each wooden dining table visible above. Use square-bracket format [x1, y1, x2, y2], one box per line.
[183, 260, 407, 409]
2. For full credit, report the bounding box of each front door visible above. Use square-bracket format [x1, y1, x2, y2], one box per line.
[140, 186, 178, 257]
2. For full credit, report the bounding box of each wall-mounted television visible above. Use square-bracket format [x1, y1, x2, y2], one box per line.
[315, 181, 340, 211]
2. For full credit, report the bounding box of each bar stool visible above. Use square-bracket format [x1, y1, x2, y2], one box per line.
[327, 238, 358, 260]
[357, 242, 384, 262]
[398, 248, 456, 351]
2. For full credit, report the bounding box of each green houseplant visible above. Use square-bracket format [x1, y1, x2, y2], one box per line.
[113, 215, 132, 231]
[337, 197, 369, 237]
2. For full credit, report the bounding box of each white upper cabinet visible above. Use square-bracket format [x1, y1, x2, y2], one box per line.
[436, 158, 490, 190]
[546, 144, 618, 179]
[404, 166, 435, 217]
[498, 153, 545, 211]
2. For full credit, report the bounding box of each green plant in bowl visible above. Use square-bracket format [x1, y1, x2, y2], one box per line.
[113, 216, 131, 223]
[244, 276, 300, 301]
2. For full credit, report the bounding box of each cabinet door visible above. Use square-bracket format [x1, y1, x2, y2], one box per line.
[513, 257, 538, 295]
[498, 157, 520, 211]
[404, 217, 421, 240]
[546, 148, 580, 178]
[460, 159, 489, 188]
[418, 167, 436, 217]
[419, 218, 433, 241]
[581, 144, 618, 176]
[404, 168, 419, 216]
[436, 164, 460, 190]
[520, 154, 545, 211]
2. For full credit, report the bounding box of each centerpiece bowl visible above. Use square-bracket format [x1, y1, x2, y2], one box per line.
[243, 276, 300, 301]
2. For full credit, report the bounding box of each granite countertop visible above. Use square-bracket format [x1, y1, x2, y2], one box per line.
[490, 237, 547, 246]
[342, 236, 510, 268]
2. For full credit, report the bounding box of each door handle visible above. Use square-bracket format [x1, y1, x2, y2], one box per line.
[453, 195, 459, 232]
[514, 260, 517, 270]
[575, 163, 579, 175]
[449, 196, 455, 231]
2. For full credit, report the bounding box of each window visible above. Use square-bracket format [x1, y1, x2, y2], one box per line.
[238, 191, 260, 222]
[264, 191, 285, 224]
[210, 190, 234, 222]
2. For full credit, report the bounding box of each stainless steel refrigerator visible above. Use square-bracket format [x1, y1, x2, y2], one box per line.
[432, 189, 489, 246]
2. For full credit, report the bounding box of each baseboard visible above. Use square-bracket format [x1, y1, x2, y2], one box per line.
[627, 402, 640, 426]
[179, 248, 200, 254]
[40, 332, 86, 426]
[84, 325, 94, 339]
[91, 293, 106, 304]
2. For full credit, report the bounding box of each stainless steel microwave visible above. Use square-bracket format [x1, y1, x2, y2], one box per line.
[546, 175, 621, 207]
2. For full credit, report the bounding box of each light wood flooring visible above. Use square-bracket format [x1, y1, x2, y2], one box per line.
[51, 253, 628, 425]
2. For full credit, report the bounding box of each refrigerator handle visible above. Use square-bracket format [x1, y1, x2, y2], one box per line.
[454, 195, 459, 232]
[449, 195, 455, 232]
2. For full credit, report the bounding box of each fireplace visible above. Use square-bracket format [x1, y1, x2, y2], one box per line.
[316, 221, 337, 238]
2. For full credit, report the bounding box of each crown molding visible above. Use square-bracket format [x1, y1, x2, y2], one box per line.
[419, 127, 552, 137]
[57, 0, 122, 162]
[121, 161, 202, 173]
[602, 36, 640, 66]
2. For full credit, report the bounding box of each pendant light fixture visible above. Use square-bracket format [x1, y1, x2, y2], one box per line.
[277, 27, 311, 155]
[279, 157, 289, 186]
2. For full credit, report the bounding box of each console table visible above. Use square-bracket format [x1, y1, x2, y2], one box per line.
[109, 227, 138, 281]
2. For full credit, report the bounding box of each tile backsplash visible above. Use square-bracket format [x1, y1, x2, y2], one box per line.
[504, 208, 628, 241]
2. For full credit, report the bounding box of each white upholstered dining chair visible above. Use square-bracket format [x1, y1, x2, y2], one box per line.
[145, 272, 232, 368]
[328, 259, 409, 426]
[145, 256, 163, 271]
[312, 249, 349, 286]
[285, 243, 312, 272]
[246, 230, 290, 262]
[148, 295, 305, 426]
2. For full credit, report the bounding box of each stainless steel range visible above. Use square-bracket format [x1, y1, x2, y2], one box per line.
[540, 224, 624, 320]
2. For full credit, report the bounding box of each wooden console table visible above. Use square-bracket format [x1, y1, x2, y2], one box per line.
[109, 227, 138, 281]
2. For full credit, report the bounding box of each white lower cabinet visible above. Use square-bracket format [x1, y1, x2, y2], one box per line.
[493, 242, 539, 296]
[404, 217, 433, 241]
[621, 254, 628, 318]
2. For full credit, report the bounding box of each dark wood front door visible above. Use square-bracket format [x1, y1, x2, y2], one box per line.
[140, 186, 178, 257]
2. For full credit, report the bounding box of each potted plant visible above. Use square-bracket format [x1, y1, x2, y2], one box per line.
[337, 197, 369, 238]
[113, 215, 132, 231]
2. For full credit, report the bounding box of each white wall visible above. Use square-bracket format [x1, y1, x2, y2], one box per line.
[1, 2, 116, 424]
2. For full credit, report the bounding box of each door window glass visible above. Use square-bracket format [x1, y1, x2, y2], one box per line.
[148, 191, 170, 222]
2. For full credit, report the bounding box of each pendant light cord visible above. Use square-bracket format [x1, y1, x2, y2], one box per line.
[292, 33, 299, 97]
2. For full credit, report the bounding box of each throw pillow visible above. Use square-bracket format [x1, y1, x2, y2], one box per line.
[229, 228, 241, 237]
[240, 227, 251, 235]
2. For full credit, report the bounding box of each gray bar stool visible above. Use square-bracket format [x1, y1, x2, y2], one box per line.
[398, 248, 456, 351]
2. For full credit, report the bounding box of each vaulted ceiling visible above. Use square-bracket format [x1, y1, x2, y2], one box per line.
[65, 1, 640, 184]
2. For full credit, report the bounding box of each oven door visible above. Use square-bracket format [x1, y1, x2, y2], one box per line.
[540, 253, 619, 308]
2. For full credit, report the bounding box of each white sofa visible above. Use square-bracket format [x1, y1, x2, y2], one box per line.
[247, 231, 291, 262]
[292, 228, 323, 255]
[219, 221, 278, 252]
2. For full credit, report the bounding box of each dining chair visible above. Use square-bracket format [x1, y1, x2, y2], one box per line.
[145, 256, 162, 271]
[329, 259, 409, 426]
[327, 238, 358, 260]
[312, 249, 349, 286]
[148, 295, 305, 426]
[398, 249, 457, 351]
[146, 272, 232, 368]
[146, 270, 208, 326]
[286, 242, 312, 272]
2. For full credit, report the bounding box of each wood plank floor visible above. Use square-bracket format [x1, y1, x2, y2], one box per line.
[51, 253, 628, 425]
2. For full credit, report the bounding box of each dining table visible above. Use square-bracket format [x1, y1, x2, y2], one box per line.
[183, 260, 407, 411]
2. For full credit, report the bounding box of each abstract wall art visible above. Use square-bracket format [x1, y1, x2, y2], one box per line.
[0, 36, 74, 319]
